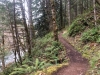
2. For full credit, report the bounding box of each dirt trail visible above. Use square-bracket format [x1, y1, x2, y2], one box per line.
[53, 34, 89, 75]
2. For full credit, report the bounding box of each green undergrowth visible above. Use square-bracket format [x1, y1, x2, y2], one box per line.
[4, 33, 67, 75]
[76, 43, 100, 75]
[77, 43, 100, 75]
[68, 8, 100, 43]
[32, 33, 67, 63]
[68, 18, 86, 37]
[68, 11, 95, 37]
[81, 27, 100, 43]
[63, 30, 100, 75]
[31, 63, 68, 75]
[63, 8, 100, 75]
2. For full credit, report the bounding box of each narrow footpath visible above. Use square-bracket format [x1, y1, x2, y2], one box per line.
[53, 34, 89, 75]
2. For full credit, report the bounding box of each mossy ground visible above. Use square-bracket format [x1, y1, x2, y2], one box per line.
[31, 63, 68, 75]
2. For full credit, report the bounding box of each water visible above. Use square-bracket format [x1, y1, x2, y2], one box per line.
[0, 51, 24, 71]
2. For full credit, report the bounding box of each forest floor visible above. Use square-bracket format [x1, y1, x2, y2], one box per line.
[53, 33, 89, 75]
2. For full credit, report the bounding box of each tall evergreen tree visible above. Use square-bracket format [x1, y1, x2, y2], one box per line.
[50, 0, 58, 41]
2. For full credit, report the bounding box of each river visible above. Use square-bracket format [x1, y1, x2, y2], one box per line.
[0, 51, 24, 71]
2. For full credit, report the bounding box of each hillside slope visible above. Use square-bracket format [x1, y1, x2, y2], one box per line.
[62, 7, 100, 75]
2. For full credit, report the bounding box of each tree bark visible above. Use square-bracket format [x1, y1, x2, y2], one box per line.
[59, 0, 63, 29]
[46, 0, 53, 31]
[13, 0, 22, 64]
[64, 0, 67, 27]
[1, 33, 5, 71]
[50, 0, 58, 41]
[96, 0, 100, 5]
[67, 0, 71, 25]
[5, 1, 18, 65]
[93, 0, 97, 25]
[20, 0, 31, 58]
[27, 0, 35, 49]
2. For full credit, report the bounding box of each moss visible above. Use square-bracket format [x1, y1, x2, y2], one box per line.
[32, 63, 68, 75]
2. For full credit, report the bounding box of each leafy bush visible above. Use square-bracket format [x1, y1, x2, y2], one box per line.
[44, 41, 64, 63]
[31, 33, 53, 58]
[9, 58, 47, 75]
[68, 18, 86, 37]
[68, 11, 97, 37]
[32, 33, 66, 64]
[81, 28, 100, 43]
[3, 64, 17, 75]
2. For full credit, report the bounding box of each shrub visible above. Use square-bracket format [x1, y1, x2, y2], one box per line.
[3, 64, 17, 75]
[81, 28, 100, 43]
[9, 58, 47, 75]
[68, 18, 86, 37]
[44, 41, 64, 63]
[32, 33, 66, 64]
[68, 12, 96, 37]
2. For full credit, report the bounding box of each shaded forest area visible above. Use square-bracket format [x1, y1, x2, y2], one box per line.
[0, 0, 100, 75]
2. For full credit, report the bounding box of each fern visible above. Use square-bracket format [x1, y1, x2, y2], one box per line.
[9, 71, 24, 75]
[35, 58, 39, 69]
[81, 28, 100, 43]
[9, 68, 25, 75]
[9, 64, 34, 75]
[33, 58, 45, 71]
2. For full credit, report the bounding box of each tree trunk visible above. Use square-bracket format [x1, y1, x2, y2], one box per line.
[5, 2, 18, 65]
[93, 0, 97, 25]
[74, 0, 77, 17]
[27, 0, 35, 49]
[13, 0, 22, 64]
[10, 22, 17, 65]
[50, 0, 58, 41]
[96, 0, 100, 5]
[46, 0, 53, 31]
[59, 0, 63, 29]
[67, 0, 71, 25]
[20, 0, 31, 58]
[80, 0, 83, 14]
[64, 0, 67, 27]
[1, 34, 5, 71]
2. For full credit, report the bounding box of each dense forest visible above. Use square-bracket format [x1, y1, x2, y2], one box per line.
[0, 0, 100, 75]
